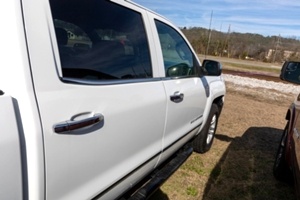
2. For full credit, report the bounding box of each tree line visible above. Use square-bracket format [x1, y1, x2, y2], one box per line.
[181, 27, 300, 63]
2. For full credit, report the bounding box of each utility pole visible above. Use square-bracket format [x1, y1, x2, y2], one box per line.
[222, 24, 231, 57]
[272, 34, 281, 63]
[205, 10, 213, 58]
[215, 23, 222, 56]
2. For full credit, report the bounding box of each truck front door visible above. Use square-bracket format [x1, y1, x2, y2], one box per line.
[150, 18, 208, 162]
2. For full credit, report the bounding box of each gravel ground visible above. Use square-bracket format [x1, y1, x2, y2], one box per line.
[224, 74, 299, 95]
[223, 74, 299, 104]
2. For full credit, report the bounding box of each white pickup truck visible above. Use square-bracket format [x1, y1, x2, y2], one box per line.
[0, 0, 226, 199]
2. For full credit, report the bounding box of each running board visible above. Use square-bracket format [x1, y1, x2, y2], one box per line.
[128, 145, 193, 200]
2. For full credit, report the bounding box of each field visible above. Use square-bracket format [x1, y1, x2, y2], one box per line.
[149, 56, 297, 200]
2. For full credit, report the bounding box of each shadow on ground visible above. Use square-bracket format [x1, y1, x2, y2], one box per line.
[149, 127, 296, 199]
[149, 189, 169, 200]
[202, 127, 296, 200]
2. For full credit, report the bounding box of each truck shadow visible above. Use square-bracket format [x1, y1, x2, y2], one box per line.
[149, 189, 169, 200]
[149, 127, 296, 200]
[202, 127, 296, 200]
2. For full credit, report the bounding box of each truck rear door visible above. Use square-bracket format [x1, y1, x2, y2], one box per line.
[23, 0, 166, 199]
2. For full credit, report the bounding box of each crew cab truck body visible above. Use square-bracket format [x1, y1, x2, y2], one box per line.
[0, 0, 225, 199]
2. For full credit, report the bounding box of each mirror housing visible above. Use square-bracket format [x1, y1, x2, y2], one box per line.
[202, 59, 222, 76]
[280, 61, 300, 85]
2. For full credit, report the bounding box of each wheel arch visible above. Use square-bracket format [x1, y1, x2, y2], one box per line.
[285, 108, 291, 121]
[285, 103, 296, 132]
[212, 95, 224, 114]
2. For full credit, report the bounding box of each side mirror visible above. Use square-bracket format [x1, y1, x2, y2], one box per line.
[202, 59, 222, 76]
[166, 63, 190, 77]
[280, 61, 300, 85]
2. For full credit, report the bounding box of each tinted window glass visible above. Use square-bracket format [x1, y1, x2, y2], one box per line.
[155, 20, 197, 77]
[50, 0, 152, 80]
[282, 62, 300, 84]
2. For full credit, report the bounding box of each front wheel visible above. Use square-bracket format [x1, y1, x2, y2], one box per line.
[193, 104, 219, 153]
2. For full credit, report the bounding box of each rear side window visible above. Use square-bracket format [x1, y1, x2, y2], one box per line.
[155, 20, 198, 78]
[50, 0, 152, 81]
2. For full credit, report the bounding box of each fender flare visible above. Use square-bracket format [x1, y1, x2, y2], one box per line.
[198, 76, 226, 132]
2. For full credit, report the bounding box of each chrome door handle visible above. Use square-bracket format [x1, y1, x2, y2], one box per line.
[54, 113, 104, 133]
[170, 91, 184, 103]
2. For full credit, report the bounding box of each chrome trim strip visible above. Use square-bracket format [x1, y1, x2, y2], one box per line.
[61, 75, 200, 85]
[61, 77, 162, 85]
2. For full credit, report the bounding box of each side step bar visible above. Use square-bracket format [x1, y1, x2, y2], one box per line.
[128, 145, 193, 200]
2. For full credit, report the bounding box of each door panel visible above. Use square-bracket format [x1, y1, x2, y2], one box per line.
[163, 78, 207, 146]
[153, 20, 207, 155]
[26, 0, 167, 199]
[38, 83, 166, 199]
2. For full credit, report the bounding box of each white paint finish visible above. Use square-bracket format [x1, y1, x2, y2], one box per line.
[145, 11, 209, 154]
[23, 0, 167, 199]
[0, 96, 23, 200]
[0, 1, 46, 199]
[38, 82, 166, 200]
[162, 78, 207, 147]
[0, 0, 226, 199]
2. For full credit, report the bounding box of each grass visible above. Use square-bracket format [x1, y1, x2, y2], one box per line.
[187, 186, 198, 196]
[222, 62, 281, 74]
[198, 54, 282, 74]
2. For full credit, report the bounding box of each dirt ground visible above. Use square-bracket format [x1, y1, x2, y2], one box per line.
[150, 81, 297, 199]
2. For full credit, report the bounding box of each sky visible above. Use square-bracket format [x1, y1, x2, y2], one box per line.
[133, 0, 300, 38]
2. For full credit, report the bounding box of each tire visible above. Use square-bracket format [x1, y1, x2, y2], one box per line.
[273, 122, 293, 183]
[193, 104, 219, 153]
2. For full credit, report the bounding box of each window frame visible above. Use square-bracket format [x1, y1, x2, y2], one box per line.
[49, 0, 158, 85]
[153, 19, 201, 79]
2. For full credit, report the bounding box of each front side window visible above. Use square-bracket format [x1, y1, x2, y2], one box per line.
[50, 0, 152, 81]
[155, 20, 198, 77]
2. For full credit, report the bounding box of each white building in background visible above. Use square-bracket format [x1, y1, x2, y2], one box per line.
[266, 49, 300, 61]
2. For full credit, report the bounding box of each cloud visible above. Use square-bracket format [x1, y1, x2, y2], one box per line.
[133, 0, 300, 37]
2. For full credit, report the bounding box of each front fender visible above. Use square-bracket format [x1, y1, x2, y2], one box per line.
[198, 75, 226, 133]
